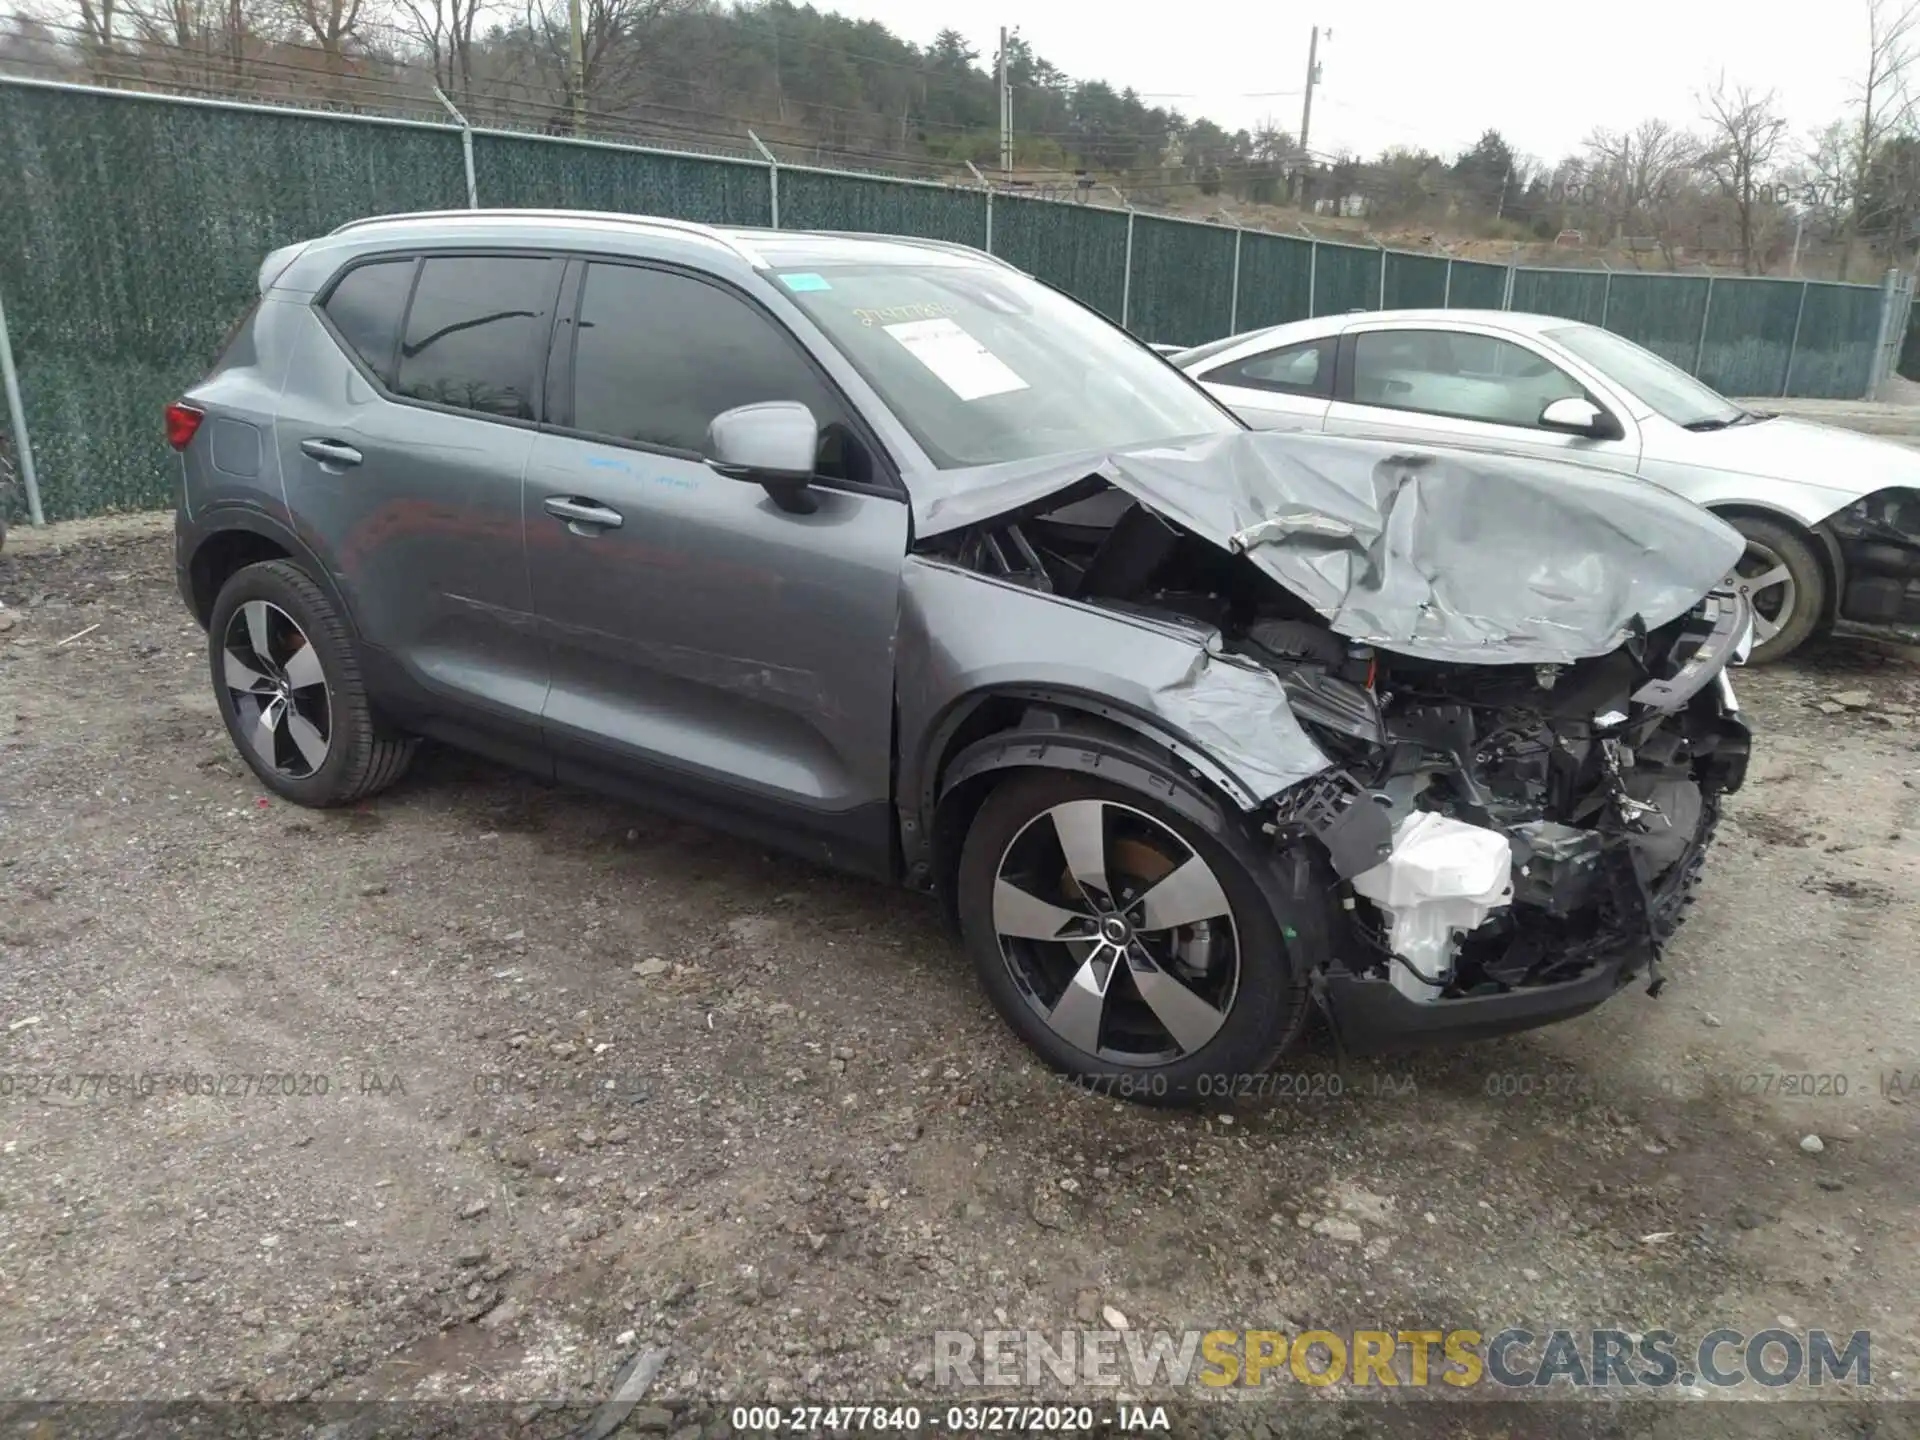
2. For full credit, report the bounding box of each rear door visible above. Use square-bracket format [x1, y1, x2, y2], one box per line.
[1322, 323, 1642, 471]
[1191, 335, 1335, 432]
[523, 258, 909, 873]
[277, 251, 561, 732]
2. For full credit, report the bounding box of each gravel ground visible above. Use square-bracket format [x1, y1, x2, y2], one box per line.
[3, 515, 1919, 1436]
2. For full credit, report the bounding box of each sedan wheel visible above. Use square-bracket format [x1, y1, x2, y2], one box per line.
[958, 771, 1309, 1101]
[1734, 543, 1796, 652]
[1725, 515, 1826, 664]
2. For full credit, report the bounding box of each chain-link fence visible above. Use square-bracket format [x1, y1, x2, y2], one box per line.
[0, 74, 1910, 522]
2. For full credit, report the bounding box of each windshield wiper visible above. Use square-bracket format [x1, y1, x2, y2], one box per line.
[1682, 407, 1760, 431]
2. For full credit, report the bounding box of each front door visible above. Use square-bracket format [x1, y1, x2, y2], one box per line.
[523, 259, 909, 873]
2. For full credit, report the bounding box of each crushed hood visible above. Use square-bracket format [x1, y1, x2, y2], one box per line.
[912, 431, 1747, 665]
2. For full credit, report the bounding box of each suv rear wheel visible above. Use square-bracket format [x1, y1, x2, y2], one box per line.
[957, 771, 1308, 1102]
[208, 559, 416, 806]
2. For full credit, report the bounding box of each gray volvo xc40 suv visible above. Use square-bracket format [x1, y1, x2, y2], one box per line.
[173, 210, 1754, 1100]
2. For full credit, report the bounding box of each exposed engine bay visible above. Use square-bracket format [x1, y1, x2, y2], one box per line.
[923, 479, 1753, 1008]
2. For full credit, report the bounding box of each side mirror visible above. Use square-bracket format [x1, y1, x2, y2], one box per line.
[707, 401, 819, 513]
[1539, 396, 1612, 438]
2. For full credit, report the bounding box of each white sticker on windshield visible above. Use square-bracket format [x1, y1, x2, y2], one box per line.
[882, 317, 1029, 401]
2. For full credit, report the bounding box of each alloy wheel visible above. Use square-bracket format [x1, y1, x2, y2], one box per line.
[992, 798, 1241, 1066]
[1732, 540, 1797, 647]
[221, 599, 332, 779]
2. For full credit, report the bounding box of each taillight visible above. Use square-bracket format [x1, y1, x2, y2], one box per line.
[165, 402, 205, 451]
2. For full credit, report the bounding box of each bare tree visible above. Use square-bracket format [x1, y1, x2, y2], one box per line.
[122, 0, 264, 89]
[75, 0, 120, 80]
[1699, 78, 1787, 273]
[513, 0, 689, 131]
[398, 0, 485, 100]
[1585, 118, 1700, 267]
[1839, 0, 1920, 274]
[280, 0, 364, 88]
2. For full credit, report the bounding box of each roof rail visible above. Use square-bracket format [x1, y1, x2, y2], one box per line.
[323, 209, 757, 263]
[801, 230, 1022, 272]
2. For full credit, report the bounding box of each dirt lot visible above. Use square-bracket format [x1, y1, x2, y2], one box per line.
[3, 516, 1919, 1436]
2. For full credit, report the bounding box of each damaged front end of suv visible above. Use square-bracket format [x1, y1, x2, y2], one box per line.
[905, 430, 1753, 1055]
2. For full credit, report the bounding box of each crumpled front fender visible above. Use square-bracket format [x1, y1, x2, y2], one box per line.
[896, 557, 1335, 819]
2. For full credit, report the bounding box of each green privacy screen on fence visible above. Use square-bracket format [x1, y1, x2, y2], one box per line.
[1383, 252, 1448, 309]
[1234, 232, 1315, 329]
[0, 76, 1902, 520]
[1601, 274, 1710, 372]
[1126, 215, 1237, 345]
[0, 82, 468, 517]
[1447, 260, 1508, 308]
[1788, 283, 1882, 399]
[1697, 278, 1804, 398]
[472, 131, 772, 224]
[1509, 269, 1609, 325]
[777, 169, 987, 249]
[1313, 243, 1383, 316]
[988, 193, 1129, 321]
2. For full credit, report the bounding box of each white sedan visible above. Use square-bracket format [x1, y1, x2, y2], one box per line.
[1172, 309, 1920, 662]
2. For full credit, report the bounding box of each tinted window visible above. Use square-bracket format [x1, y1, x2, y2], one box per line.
[396, 256, 556, 419]
[1206, 338, 1333, 396]
[1351, 329, 1585, 428]
[323, 259, 415, 386]
[571, 263, 848, 455]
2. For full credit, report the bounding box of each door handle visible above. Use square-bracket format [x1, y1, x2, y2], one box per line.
[300, 438, 363, 467]
[544, 496, 624, 531]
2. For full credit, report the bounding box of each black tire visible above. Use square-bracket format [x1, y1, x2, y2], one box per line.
[957, 770, 1310, 1105]
[208, 559, 416, 807]
[1726, 514, 1825, 664]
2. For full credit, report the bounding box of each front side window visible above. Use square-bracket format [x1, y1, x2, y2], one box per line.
[570, 262, 850, 454]
[772, 262, 1238, 469]
[1350, 328, 1585, 428]
[394, 255, 556, 419]
[322, 258, 416, 387]
[1205, 337, 1334, 397]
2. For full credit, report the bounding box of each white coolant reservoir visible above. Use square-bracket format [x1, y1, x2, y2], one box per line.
[1349, 812, 1514, 1004]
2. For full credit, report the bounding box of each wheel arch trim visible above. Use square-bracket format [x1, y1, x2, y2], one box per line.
[186, 504, 361, 637]
[918, 705, 1333, 984]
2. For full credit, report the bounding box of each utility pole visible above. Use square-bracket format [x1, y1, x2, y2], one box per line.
[1790, 210, 1806, 277]
[997, 26, 1013, 177]
[569, 0, 587, 135]
[1496, 163, 1513, 220]
[1294, 26, 1327, 206]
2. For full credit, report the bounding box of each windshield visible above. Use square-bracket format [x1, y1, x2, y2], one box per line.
[1547, 324, 1744, 428]
[772, 263, 1239, 468]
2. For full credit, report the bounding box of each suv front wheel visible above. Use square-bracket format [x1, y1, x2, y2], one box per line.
[208, 559, 416, 806]
[957, 771, 1308, 1102]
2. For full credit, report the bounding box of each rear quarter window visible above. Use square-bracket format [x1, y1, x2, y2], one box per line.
[321, 258, 419, 388]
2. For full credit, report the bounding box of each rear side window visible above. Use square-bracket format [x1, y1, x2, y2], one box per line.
[569, 261, 848, 453]
[1204, 337, 1334, 397]
[395, 256, 557, 420]
[322, 259, 416, 387]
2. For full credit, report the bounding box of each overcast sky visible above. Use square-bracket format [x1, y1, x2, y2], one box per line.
[824, 0, 1872, 167]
